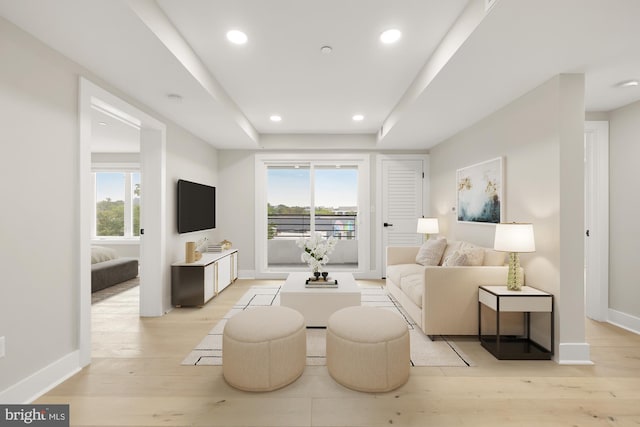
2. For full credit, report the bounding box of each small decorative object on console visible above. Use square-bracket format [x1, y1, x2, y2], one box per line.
[185, 241, 196, 263]
[305, 276, 339, 288]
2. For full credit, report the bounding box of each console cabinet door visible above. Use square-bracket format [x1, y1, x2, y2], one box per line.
[171, 250, 238, 306]
[203, 263, 215, 302]
[217, 255, 232, 293]
[231, 252, 238, 280]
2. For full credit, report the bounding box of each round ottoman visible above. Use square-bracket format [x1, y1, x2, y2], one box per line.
[326, 306, 410, 392]
[223, 306, 306, 392]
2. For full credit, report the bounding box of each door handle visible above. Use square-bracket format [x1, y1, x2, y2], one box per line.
[383, 222, 393, 227]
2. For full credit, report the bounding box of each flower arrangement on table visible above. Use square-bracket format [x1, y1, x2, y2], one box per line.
[296, 232, 338, 276]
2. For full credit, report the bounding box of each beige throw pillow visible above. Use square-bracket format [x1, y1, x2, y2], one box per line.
[459, 242, 486, 266]
[483, 249, 507, 266]
[442, 250, 469, 266]
[441, 240, 462, 265]
[415, 238, 447, 266]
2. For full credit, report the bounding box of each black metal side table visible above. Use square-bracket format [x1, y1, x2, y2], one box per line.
[478, 285, 554, 360]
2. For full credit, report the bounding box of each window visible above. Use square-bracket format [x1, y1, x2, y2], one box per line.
[93, 171, 140, 238]
[257, 156, 368, 275]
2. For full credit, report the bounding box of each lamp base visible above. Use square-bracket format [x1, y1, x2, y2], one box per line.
[506, 252, 522, 291]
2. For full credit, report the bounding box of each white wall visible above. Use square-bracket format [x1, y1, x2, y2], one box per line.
[0, 15, 79, 396]
[608, 100, 640, 321]
[429, 75, 588, 362]
[0, 16, 218, 401]
[216, 150, 255, 276]
[165, 124, 219, 264]
[217, 149, 420, 277]
[221, 150, 379, 277]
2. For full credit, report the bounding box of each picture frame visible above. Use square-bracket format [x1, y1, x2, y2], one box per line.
[456, 157, 503, 224]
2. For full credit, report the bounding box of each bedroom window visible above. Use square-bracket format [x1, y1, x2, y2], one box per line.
[92, 171, 140, 239]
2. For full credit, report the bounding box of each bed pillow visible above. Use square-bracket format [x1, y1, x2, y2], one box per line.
[91, 246, 119, 264]
[415, 238, 447, 266]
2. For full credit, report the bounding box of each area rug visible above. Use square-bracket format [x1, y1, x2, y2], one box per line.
[181, 285, 474, 367]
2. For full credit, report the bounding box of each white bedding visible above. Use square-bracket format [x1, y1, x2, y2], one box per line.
[91, 246, 119, 264]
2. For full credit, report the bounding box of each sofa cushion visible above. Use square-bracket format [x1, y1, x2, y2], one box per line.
[415, 238, 447, 266]
[441, 240, 463, 265]
[387, 264, 424, 287]
[459, 242, 485, 266]
[400, 274, 423, 308]
[483, 249, 506, 266]
[442, 250, 469, 266]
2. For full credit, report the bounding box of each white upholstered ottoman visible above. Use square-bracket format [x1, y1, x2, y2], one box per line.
[223, 306, 306, 392]
[326, 306, 410, 392]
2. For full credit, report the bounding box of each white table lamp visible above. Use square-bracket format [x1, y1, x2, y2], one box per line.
[417, 218, 439, 241]
[493, 223, 536, 291]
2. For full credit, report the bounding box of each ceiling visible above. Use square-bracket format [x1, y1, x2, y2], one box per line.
[1, 0, 639, 152]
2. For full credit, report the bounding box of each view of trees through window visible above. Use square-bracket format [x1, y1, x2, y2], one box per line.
[95, 172, 140, 237]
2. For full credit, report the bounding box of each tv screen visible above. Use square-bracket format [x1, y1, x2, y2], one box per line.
[177, 179, 216, 233]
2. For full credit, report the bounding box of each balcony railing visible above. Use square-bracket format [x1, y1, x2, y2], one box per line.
[267, 214, 357, 240]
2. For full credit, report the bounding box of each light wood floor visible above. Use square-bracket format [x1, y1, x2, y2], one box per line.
[37, 279, 640, 426]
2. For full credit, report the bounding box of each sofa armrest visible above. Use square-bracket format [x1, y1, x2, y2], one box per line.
[421, 266, 513, 336]
[386, 246, 420, 266]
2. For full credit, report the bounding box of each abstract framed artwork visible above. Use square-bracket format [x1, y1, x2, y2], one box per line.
[456, 157, 503, 224]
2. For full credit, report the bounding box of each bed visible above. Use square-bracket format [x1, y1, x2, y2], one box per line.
[91, 246, 139, 292]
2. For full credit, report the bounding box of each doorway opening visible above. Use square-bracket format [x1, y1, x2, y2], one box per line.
[79, 77, 167, 366]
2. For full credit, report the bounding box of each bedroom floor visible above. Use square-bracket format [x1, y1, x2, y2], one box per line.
[91, 276, 139, 304]
[37, 279, 640, 426]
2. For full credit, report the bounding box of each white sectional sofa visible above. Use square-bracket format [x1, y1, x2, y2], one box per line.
[386, 239, 520, 337]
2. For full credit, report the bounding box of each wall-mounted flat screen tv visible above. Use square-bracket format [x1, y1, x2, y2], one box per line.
[177, 179, 216, 233]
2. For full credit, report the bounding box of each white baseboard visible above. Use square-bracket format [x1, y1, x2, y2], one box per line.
[0, 351, 80, 403]
[238, 270, 255, 279]
[557, 343, 593, 365]
[608, 309, 640, 335]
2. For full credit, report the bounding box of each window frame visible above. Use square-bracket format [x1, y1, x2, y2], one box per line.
[91, 164, 141, 241]
[255, 153, 370, 278]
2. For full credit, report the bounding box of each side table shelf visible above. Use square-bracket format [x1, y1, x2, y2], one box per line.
[478, 285, 554, 360]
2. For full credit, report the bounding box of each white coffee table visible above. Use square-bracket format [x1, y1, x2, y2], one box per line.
[280, 272, 361, 327]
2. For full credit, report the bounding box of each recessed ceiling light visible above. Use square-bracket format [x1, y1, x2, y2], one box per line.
[167, 93, 183, 102]
[320, 45, 333, 54]
[380, 29, 401, 44]
[616, 79, 639, 88]
[270, 115, 282, 122]
[226, 30, 248, 45]
[98, 121, 108, 126]
[352, 114, 364, 121]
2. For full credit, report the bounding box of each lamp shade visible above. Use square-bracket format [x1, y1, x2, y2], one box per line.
[493, 223, 536, 253]
[417, 217, 439, 234]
